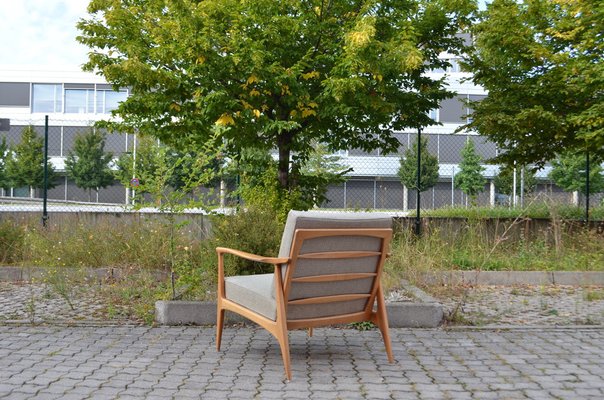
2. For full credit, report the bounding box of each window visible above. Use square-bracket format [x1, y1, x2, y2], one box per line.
[96, 89, 128, 114]
[32, 84, 62, 113]
[65, 89, 95, 113]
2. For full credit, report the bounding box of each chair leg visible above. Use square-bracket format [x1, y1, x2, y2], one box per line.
[216, 307, 225, 351]
[376, 285, 394, 363]
[275, 330, 292, 381]
[307, 327, 313, 337]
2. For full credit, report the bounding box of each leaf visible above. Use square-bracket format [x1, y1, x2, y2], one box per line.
[215, 114, 235, 126]
[301, 71, 320, 80]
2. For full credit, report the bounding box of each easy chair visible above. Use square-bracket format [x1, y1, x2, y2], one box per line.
[216, 210, 394, 380]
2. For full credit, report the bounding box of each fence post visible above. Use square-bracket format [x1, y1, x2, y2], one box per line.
[415, 128, 421, 235]
[586, 151, 590, 223]
[42, 115, 49, 226]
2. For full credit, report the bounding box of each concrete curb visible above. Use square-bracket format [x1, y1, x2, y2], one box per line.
[154, 300, 444, 328]
[418, 270, 604, 286]
[0, 266, 167, 282]
[155, 282, 444, 328]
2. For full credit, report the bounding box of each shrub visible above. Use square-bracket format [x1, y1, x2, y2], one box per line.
[208, 206, 283, 276]
[0, 220, 23, 264]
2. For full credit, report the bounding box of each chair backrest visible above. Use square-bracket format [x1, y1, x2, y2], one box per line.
[277, 211, 392, 323]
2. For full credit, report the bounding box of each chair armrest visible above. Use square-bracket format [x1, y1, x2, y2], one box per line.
[216, 247, 289, 265]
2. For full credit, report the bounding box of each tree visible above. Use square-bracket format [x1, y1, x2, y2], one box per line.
[455, 139, 486, 204]
[65, 129, 114, 201]
[494, 165, 537, 196]
[297, 141, 351, 208]
[549, 152, 604, 198]
[77, 0, 476, 193]
[114, 136, 161, 196]
[5, 126, 57, 197]
[0, 137, 8, 192]
[397, 135, 439, 192]
[115, 135, 222, 205]
[464, 0, 604, 166]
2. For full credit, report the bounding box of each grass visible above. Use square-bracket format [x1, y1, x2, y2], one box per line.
[422, 203, 604, 220]
[585, 288, 604, 302]
[383, 215, 604, 297]
[1, 207, 603, 325]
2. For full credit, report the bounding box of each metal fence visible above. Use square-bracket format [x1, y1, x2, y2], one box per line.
[0, 118, 602, 217]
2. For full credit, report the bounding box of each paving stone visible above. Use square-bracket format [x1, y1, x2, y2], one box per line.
[0, 315, 603, 400]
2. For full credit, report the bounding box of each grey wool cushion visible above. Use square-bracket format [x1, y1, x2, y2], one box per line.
[274, 210, 392, 306]
[224, 274, 276, 321]
[278, 210, 392, 260]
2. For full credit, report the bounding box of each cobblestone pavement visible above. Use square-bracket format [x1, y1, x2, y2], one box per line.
[2, 281, 604, 327]
[0, 325, 603, 399]
[0, 282, 138, 325]
[435, 285, 604, 326]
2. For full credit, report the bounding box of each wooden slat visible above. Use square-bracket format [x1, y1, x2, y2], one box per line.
[298, 251, 381, 259]
[288, 294, 370, 305]
[292, 273, 376, 283]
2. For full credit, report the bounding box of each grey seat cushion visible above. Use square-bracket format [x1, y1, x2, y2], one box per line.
[224, 274, 276, 321]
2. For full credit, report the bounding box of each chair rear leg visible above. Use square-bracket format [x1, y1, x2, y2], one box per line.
[216, 307, 225, 351]
[376, 285, 394, 363]
[276, 331, 292, 381]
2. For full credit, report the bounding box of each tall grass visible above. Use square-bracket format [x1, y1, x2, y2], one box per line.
[423, 203, 604, 220]
[385, 217, 604, 291]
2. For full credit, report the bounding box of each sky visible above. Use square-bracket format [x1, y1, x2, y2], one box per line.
[0, 0, 89, 67]
[0, 0, 490, 68]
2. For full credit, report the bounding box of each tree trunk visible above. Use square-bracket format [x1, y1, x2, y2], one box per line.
[277, 132, 294, 189]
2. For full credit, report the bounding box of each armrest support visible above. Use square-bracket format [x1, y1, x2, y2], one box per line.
[216, 247, 289, 300]
[216, 247, 289, 265]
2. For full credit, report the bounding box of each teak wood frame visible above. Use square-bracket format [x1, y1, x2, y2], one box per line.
[216, 228, 394, 380]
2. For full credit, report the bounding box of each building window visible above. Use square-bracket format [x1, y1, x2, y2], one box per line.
[428, 108, 439, 122]
[96, 89, 128, 114]
[65, 89, 95, 113]
[32, 84, 62, 113]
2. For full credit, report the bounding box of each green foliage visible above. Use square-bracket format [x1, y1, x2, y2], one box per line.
[549, 151, 604, 195]
[398, 135, 439, 192]
[5, 126, 57, 195]
[494, 165, 537, 196]
[455, 140, 486, 202]
[0, 220, 23, 264]
[232, 144, 348, 216]
[78, 0, 476, 191]
[387, 218, 604, 283]
[65, 129, 114, 200]
[0, 137, 8, 190]
[424, 204, 604, 220]
[21, 219, 193, 270]
[114, 136, 161, 196]
[208, 207, 283, 276]
[464, 0, 604, 165]
[115, 135, 223, 208]
[296, 141, 351, 208]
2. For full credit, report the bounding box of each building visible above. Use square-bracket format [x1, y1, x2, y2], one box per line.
[0, 65, 131, 203]
[0, 64, 576, 210]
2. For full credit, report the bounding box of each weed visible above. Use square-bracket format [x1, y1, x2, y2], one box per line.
[585, 289, 604, 302]
[350, 321, 376, 331]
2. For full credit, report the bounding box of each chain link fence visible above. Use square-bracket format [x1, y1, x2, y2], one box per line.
[320, 130, 602, 211]
[0, 118, 602, 218]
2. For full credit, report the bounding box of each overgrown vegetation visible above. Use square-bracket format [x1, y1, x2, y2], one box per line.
[385, 217, 604, 294]
[423, 203, 604, 220]
[1, 207, 603, 324]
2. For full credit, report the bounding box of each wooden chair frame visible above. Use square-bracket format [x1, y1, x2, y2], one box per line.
[216, 228, 393, 380]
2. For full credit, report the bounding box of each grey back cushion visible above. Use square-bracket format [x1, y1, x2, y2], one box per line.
[277, 210, 392, 320]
